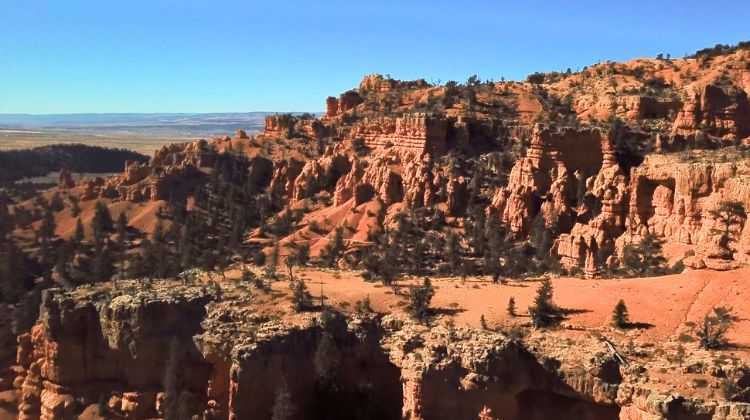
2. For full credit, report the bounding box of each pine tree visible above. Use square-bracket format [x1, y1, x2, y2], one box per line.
[91, 201, 113, 243]
[528, 278, 560, 328]
[709, 201, 746, 258]
[291, 280, 313, 312]
[408, 277, 435, 323]
[674, 343, 686, 366]
[38, 208, 56, 243]
[314, 331, 341, 384]
[611, 299, 629, 328]
[289, 241, 310, 267]
[270, 241, 280, 269]
[116, 212, 128, 279]
[321, 227, 344, 268]
[444, 231, 462, 275]
[484, 215, 505, 282]
[90, 243, 114, 282]
[468, 207, 486, 256]
[38, 208, 56, 270]
[149, 219, 169, 278]
[73, 217, 84, 255]
[162, 337, 189, 420]
[620, 234, 668, 277]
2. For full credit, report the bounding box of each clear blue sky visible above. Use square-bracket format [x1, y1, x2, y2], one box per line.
[1, 0, 748, 114]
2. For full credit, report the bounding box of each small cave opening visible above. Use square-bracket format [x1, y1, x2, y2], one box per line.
[634, 176, 676, 225]
[555, 131, 605, 177]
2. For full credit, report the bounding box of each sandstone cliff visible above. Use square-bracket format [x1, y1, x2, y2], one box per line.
[10, 280, 750, 419]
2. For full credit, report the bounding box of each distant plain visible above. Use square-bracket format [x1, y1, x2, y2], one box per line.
[0, 112, 280, 155]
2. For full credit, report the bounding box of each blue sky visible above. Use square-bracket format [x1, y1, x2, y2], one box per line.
[1, 0, 748, 114]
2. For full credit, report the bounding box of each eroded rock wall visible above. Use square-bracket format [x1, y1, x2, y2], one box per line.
[10, 283, 646, 420]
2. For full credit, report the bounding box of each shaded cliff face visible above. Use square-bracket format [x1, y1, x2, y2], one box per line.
[10, 281, 631, 420]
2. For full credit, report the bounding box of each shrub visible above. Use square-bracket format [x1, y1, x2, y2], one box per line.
[507, 297, 516, 317]
[355, 295, 373, 315]
[351, 138, 370, 156]
[526, 72, 546, 84]
[697, 307, 736, 349]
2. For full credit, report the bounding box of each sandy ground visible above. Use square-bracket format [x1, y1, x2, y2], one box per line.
[223, 266, 750, 350]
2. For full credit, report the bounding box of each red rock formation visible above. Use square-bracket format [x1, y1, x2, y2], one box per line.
[485, 126, 628, 276]
[358, 73, 428, 93]
[575, 94, 681, 122]
[269, 158, 304, 200]
[618, 149, 750, 269]
[263, 114, 326, 138]
[350, 113, 447, 155]
[325, 96, 339, 118]
[324, 91, 364, 118]
[263, 114, 295, 136]
[672, 83, 750, 140]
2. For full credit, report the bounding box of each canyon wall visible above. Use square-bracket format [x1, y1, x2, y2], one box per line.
[10, 282, 750, 419]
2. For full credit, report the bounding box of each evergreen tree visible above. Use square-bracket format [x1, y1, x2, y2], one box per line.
[149, 219, 170, 278]
[289, 241, 310, 267]
[467, 207, 486, 256]
[314, 330, 341, 385]
[321, 227, 345, 268]
[90, 243, 114, 282]
[611, 299, 630, 328]
[0, 239, 28, 303]
[241, 266, 256, 284]
[408, 277, 435, 323]
[91, 201, 113, 243]
[116, 212, 129, 279]
[444, 231, 463, 275]
[73, 217, 85, 257]
[709, 201, 746, 257]
[270, 241, 280, 269]
[484, 215, 506, 282]
[620, 234, 668, 277]
[528, 278, 560, 328]
[291, 280, 313, 312]
[38, 208, 56, 270]
[38, 208, 56, 243]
